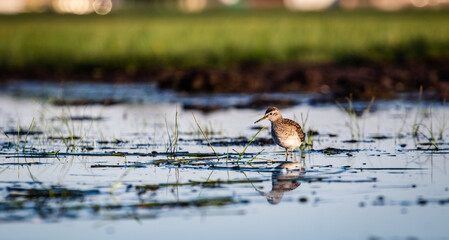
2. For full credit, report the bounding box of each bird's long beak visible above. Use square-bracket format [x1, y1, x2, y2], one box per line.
[254, 115, 267, 124]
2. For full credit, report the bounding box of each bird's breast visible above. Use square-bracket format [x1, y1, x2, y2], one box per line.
[271, 124, 302, 149]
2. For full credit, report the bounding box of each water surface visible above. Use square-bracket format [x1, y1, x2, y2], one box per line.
[0, 81, 448, 240]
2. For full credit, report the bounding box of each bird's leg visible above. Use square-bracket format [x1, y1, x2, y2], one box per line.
[285, 148, 289, 156]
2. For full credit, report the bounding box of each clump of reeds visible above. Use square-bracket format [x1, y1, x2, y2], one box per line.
[410, 87, 447, 149]
[411, 86, 424, 138]
[437, 99, 448, 140]
[337, 94, 375, 140]
[22, 118, 35, 152]
[192, 112, 265, 164]
[233, 127, 266, 164]
[300, 110, 313, 150]
[165, 108, 179, 154]
[11, 118, 36, 153]
[192, 113, 220, 161]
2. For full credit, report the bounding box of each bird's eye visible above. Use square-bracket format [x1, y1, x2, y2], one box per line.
[269, 112, 273, 115]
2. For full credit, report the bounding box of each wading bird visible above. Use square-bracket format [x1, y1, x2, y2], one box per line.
[254, 107, 305, 156]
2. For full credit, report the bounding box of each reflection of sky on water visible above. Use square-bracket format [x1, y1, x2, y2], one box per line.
[0, 82, 449, 239]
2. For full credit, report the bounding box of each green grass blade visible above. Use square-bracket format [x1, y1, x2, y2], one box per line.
[22, 118, 35, 153]
[192, 113, 220, 161]
[237, 127, 266, 161]
[110, 164, 136, 194]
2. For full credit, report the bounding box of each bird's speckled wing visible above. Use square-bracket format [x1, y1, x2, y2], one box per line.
[282, 119, 305, 142]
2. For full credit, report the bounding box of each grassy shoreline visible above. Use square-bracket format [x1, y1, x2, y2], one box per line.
[1, 9, 449, 72]
[1, 9, 449, 100]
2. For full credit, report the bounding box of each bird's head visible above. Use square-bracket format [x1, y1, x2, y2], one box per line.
[254, 106, 282, 123]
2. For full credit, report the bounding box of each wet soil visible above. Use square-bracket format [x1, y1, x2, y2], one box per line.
[2, 60, 449, 101]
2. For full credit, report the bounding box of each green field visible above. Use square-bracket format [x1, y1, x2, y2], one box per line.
[1, 9, 449, 72]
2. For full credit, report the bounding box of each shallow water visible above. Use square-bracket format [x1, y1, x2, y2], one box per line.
[0, 81, 448, 239]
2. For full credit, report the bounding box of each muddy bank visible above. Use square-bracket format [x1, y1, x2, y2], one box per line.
[2, 60, 449, 101]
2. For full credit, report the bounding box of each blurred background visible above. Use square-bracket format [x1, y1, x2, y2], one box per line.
[1, 0, 449, 14]
[1, 0, 449, 101]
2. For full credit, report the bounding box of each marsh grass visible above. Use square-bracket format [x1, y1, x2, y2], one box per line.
[11, 119, 38, 152]
[409, 87, 448, 149]
[192, 113, 220, 161]
[110, 163, 136, 194]
[1, 10, 449, 71]
[247, 149, 265, 165]
[45, 107, 99, 152]
[0, 129, 8, 138]
[188, 120, 222, 137]
[165, 109, 179, 154]
[65, 110, 79, 151]
[412, 86, 424, 137]
[421, 108, 439, 148]
[413, 104, 448, 149]
[233, 127, 266, 164]
[300, 111, 313, 149]
[15, 123, 20, 152]
[436, 99, 448, 140]
[337, 95, 375, 140]
[192, 113, 265, 164]
[50, 107, 82, 152]
[396, 110, 409, 138]
[22, 118, 35, 153]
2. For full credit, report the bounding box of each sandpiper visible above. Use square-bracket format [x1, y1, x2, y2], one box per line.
[254, 107, 305, 155]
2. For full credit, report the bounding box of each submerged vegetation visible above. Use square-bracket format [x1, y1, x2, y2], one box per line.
[0, 89, 448, 233]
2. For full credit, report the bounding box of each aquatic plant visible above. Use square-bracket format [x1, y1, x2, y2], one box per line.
[191, 114, 266, 164]
[22, 118, 35, 153]
[411, 86, 424, 137]
[0, 129, 8, 138]
[420, 108, 439, 148]
[192, 113, 220, 161]
[437, 99, 448, 140]
[62, 108, 78, 151]
[47, 107, 85, 152]
[337, 95, 375, 140]
[188, 120, 222, 137]
[233, 127, 266, 164]
[300, 110, 313, 149]
[396, 110, 408, 138]
[15, 123, 20, 152]
[414, 104, 448, 149]
[110, 163, 136, 194]
[44, 106, 99, 152]
[165, 108, 179, 154]
[247, 149, 265, 164]
[410, 87, 446, 149]
[226, 147, 230, 165]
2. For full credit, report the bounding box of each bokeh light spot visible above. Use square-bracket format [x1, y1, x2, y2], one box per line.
[283, 0, 337, 11]
[93, 0, 112, 15]
[178, 0, 207, 13]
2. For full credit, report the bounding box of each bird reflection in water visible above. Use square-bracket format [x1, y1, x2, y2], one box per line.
[258, 161, 305, 205]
